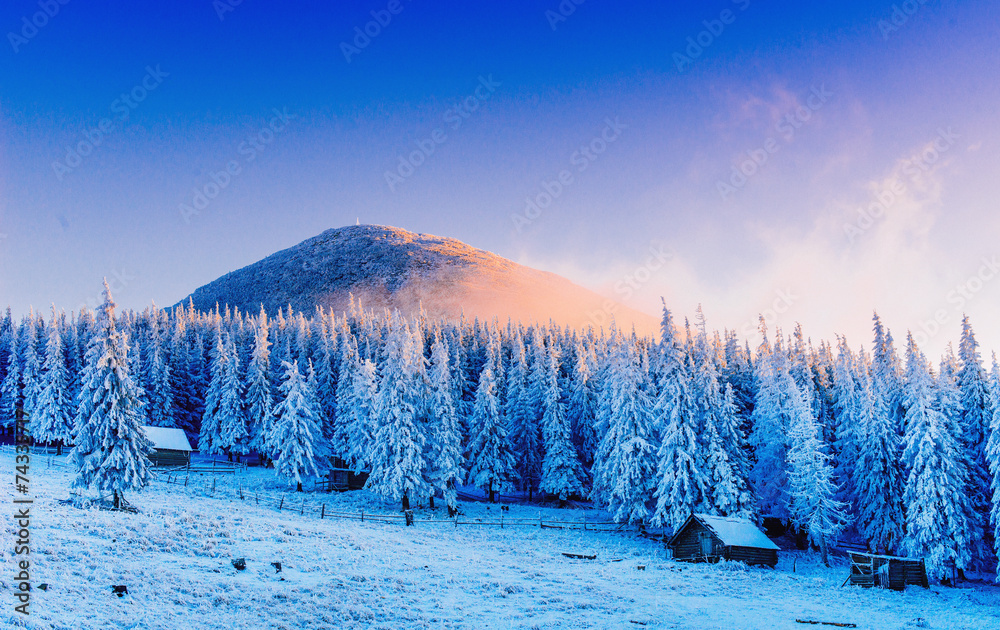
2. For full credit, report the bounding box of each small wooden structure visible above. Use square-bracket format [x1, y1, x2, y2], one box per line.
[668, 513, 779, 567]
[141, 426, 193, 467]
[847, 552, 928, 590]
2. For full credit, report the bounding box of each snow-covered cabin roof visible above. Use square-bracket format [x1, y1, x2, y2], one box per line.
[141, 426, 193, 452]
[691, 514, 779, 550]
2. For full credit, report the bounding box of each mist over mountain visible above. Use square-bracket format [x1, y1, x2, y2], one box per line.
[174, 225, 658, 334]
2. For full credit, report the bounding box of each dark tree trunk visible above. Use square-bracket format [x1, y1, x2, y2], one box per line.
[296, 482, 303, 492]
[56, 442, 62, 456]
[113, 491, 121, 509]
[488, 481, 495, 503]
[429, 494, 435, 509]
[402, 491, 410, 511]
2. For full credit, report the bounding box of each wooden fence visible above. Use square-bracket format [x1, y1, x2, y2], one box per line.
[155, 469, 634, 532]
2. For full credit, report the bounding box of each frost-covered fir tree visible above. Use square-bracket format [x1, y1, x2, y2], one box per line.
[345, 355, 378, 473]
[217, 337, 250, 459]
[830, 337, 865, 509]
[269, 360, 323, 491]
[987, 357, 1000, 580]
[566, 338, 599, 476]
[425, 335, 464, 512]
[20, 315, 42, 420]
[509, 331, 543, 498]
[466, 336, 516, 503]
[146, 334, 174, 428]
[366, 315, 427, 510]
[539, 341, 584, 502]
[786, 379, 848, 566]
[592, 335, 657, 524]
[956, 316, 994, 570]
[198, 331, 228, 455]
[749, 320, 794, 519]
[901, 335, 975, 581]
[33, 307, 74, 453]
[855, 314, 906, 553]
[651, 306, 705, 529]
[0, 324, 21, 428]
[245, 309, 275, 464]
[71, 282, 153, 509]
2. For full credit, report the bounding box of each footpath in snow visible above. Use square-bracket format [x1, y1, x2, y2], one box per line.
[4, 451, 999, 630]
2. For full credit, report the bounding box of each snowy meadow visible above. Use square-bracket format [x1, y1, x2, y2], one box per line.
[5, 451, 999, 630]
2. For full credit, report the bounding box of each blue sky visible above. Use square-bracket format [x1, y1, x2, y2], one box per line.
[2, 0, 999, 357]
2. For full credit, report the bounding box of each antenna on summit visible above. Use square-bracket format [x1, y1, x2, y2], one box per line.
[356, 217, 359, 225]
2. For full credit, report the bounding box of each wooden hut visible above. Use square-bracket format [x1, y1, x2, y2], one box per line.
[668, 513, 779, 567]
[141, 426, 193, 467]
[847, 552, 929, 590]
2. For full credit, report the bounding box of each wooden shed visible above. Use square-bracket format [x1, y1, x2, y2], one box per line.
[847, 552, 929, 590]
[668, 513, 779, 567]
[141, 426, 193, 467]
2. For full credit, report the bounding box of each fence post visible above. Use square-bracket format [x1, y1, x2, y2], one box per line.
[239, 484, 243, 501]
[185, 474, 189, 487]
[321, 504, 325, 519]
[212, 477, 216, 493]
[279, 496, 284, 511]
[501, 513, 504, 529]
[256, 492, 259, 505]
[300, 499, 305, 515]
[361, 510, 364, 523]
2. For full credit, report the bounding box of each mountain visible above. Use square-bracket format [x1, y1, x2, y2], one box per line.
[174, 225, 658, 334]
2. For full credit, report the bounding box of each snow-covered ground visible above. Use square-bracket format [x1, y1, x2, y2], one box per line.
[5, 451, 999, 630]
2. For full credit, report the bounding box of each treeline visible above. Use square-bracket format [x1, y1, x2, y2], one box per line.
[2, 290, 999, 581]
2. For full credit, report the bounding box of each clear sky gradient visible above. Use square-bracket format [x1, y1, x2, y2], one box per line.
[2, 0, 999, 359]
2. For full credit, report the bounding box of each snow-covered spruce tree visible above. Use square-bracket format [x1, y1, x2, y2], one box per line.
[217, 337, 250, 460]
[245, 308, 275, 464]
[20, 314, 42, 420]
[592, 335, 657, 524]
[366, 315, 427, 510]
[0, 324, 21, 428]
[956, 316, 995, 570]
[786, 379, 848, 566]
[71, 281, 153, 510]
[901, 334, 975, 581]
[33, 307, 74, 453]
[198, 331, 228, 456]
[146, 334, 174, 428]
[466, 336, 516, 503]
[269, 360, 323, 492]
[509, 331, 543, 499]
[749, 320, 793, 520]
[345, 356, 378, 473]
[854, 314, 906, 554]
[830, 337, 865, 510]
[988, 357, 1000, 580]
[651, 306, 705, 530]
[566, 338, 599, 479]
[539, 341, 584, 502]
[425, 334, 464, 512]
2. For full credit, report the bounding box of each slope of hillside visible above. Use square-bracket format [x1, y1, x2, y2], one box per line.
[175, 225, 657, 334]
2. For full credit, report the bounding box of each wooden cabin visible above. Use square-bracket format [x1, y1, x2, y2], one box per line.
[668, 513, 779, 567]
[847, 552, 929, 590]
[141, 426, 193, 467]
